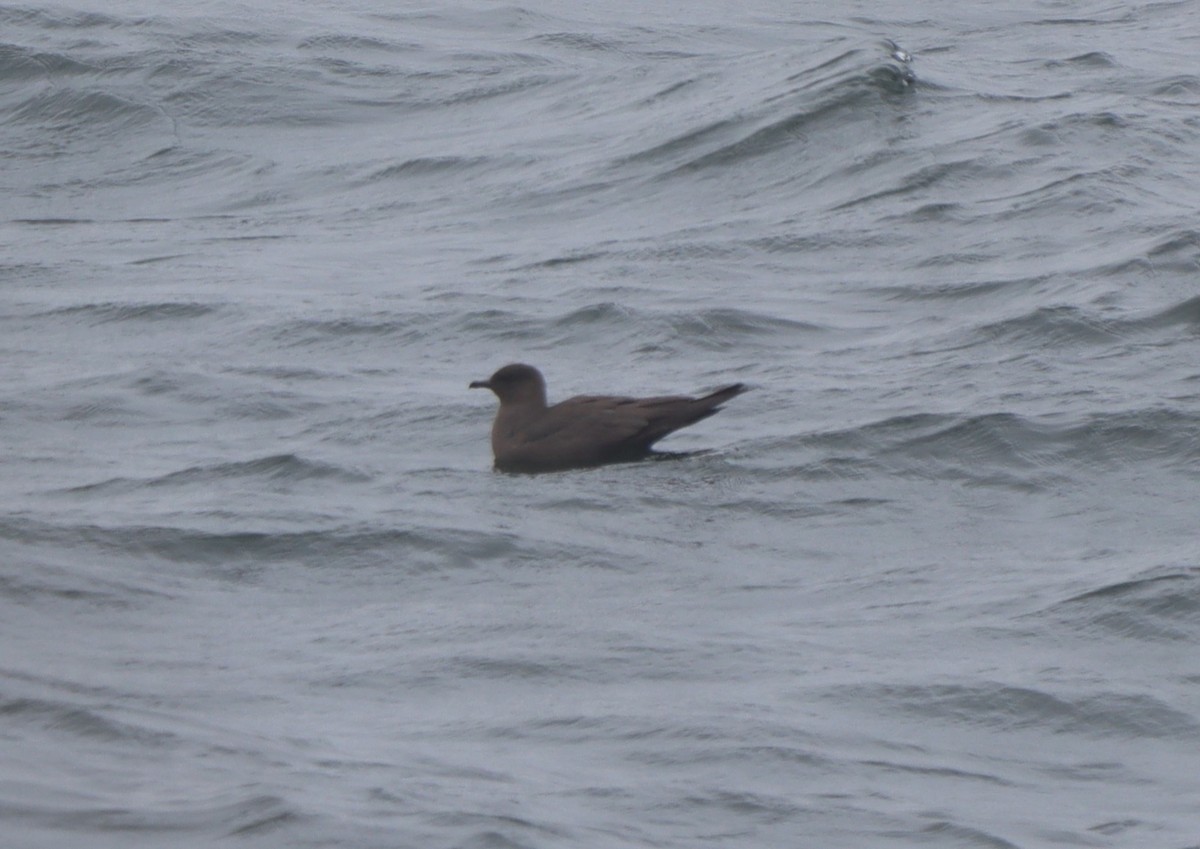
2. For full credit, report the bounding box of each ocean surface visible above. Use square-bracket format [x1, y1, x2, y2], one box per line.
[3, 1, 1200, 846]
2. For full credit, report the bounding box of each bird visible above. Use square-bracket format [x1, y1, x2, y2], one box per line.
[469, 363, 747, 473]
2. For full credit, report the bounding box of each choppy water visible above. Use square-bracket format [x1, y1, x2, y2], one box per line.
[3, 1, 1200, 847]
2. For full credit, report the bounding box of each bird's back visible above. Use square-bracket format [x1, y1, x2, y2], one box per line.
[491, 383, 746, 473]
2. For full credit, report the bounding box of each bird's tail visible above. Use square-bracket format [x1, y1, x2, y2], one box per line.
[699, 383, 747, 409]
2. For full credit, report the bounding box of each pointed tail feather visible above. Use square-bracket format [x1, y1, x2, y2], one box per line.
[699, 383, 748, 409]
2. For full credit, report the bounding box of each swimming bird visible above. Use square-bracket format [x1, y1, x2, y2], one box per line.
[469, 363, 747, 473]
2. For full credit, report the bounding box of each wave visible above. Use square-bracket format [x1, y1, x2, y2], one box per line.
[0, 40, 98, 81]
[13, 365, 325, 428]
[362, 155, 497, 182]
[973, 304, 1127, 346]
[894, 408, 1199, 470]
[264, 302, 821, 356]
[6, 87, 172, 162]
[1145, 293, 1200, 329]
[752, 405, 1200, 487]
[1, 695, 179, 746]
[0, 7, 127, 31]
[0, 556, 173, 609]
[833, 680, 1200, 739]
[1039, 567, 1200, 642]
[610, 40, 915, 181]
[0, 515, 517, 575]
[884, 283, 1200, 353]
[34, 301, 220, 324]
[61, 454, 369, 496]
[554, 302, 822, 350]
[0, 780, 296, 839]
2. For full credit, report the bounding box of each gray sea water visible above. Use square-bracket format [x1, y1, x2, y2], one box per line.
[3, 1, 1200, 847]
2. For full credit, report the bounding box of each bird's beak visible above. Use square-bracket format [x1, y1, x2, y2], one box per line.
[469, 379, 491, 390]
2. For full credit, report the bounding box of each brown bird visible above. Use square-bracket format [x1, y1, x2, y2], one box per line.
[469, 363, 747, 473]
